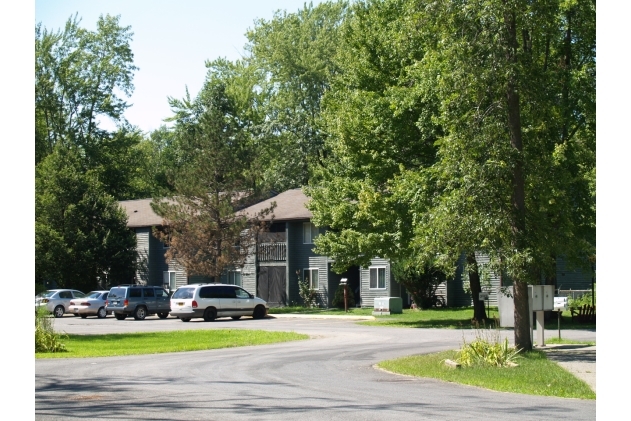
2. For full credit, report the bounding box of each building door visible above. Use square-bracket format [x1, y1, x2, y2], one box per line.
[258, 266, 287, 307]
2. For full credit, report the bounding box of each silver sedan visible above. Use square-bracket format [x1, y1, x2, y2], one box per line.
[68, 290, 111, 318]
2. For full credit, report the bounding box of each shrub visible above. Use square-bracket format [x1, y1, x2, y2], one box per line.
[456, 329, 521, 367]
[331, 284, 355, 309]
[35, 307, 67, 353]
[568, 285, 596, 309]
[391, 259, 446, 309]
[298, 278, 318, 308]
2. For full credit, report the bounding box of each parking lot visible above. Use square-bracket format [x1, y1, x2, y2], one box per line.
[36, 313, 596, 421]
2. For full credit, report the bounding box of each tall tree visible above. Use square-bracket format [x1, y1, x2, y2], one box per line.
[35, 146, 137, 291]
[401, 0, 595, 350]
[152, 78, 274, 280]
[307, 0, 595, 350]
[35, 14, 137, 164]
[306, 0, 442, 270]
[35, 15, 155, 291]
[245, 1, 347, 191]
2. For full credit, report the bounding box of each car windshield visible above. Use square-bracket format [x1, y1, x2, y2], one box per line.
[86, 291, 102, 299]
[36, 291, 57, 298]
[172, 288, 195, 299]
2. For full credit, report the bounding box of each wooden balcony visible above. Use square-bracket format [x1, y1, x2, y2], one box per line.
[258, 242, 287, 262]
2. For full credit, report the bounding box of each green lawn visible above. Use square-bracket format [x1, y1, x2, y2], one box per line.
[269, 306, 596, 330]
[377, 349, 595, 399]
[36, 329, 309, 359]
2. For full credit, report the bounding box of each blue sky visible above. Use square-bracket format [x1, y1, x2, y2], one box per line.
[35, 0, 325, 134]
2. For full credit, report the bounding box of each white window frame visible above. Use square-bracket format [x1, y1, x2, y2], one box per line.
[304, 268, 319, 290]
[369, 266, 387, 290]
[303, 222, 319, 244]
[227, 269, 242, 287]
[163, 271, 176, 290]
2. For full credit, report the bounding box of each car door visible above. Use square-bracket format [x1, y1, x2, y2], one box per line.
[154, 288, 170, 312]
[216, 286, 237, 316]
[142, 287, 156, 312]
[233, 287, 255, 316]
[58, 290, 73, 311]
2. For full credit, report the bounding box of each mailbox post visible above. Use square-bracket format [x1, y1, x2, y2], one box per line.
[340, 278, 348, 313]
[554, 296, 568, 340]
[529, 285, 555, 347]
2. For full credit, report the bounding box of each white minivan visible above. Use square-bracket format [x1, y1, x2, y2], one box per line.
[170, 284, 268, 322]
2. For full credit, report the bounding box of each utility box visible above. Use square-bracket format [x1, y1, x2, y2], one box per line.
[529, 285, 554, 311]
[497, 287, 515, 327]
[373, 297, 402, 315]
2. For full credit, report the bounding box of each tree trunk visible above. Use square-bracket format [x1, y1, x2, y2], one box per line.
[504, 6, 531, 351]
[467, 253, 487, 322]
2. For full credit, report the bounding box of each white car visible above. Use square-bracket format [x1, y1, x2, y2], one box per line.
[68, 290, 111, 318]
[170, 284, 268, 322]
[35, 289, 86, 318]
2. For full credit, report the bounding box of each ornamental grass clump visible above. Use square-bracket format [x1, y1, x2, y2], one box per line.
[35, 307, 67, 353]
[456, 329, 521, 367]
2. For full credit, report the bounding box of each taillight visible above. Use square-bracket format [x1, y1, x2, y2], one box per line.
[105, 300, 109, 306]
[81, 302, 91, 306]
[69, 301, 75, 306]
[124, 299, 129, 307]
[192, 300, 198, 308]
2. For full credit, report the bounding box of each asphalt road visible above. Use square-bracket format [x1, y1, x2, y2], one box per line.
[36, 314, 596, 420]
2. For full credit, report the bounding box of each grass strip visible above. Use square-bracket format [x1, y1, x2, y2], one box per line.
[377, 350, 595, 399]
[36, 329, 309, 359]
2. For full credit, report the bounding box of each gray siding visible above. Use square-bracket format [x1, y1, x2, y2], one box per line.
[287, 220, 323, 305]
[556, 257, 594, 291]
[360, 258, 393, 308]
[474, 252, 502, 307]
[308, 256, 329, 307]
[242, 243, 257, 295]
[134, 227, 150, 284]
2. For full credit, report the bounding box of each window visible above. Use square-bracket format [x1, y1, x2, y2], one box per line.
[163, 271, 176, 290]
[129, 288, 142, 298]
[304, 268, 319, 290]
[369, 267, 386, 289]
[303, 222, 319, 244]
[235, 288, 251, 299]
[143, 288, 154, 298]
[227, 270, 242, 287]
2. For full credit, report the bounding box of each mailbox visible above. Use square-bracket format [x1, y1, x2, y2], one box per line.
[554, 297, 568, 311]
[478, 291, 489, 301]
[529, 285, 554, 311]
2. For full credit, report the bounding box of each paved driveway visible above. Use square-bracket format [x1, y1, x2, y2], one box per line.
[36, 315, 596, 420]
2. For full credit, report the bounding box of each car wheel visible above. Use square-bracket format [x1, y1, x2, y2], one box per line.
[252, 305, 266, 319]
[203, 307, 217, 322]
[115, 313, 127, 320]
[157, 312, 169, 319]
[53, 305, 65, 318]
[180, 317, 191, 322]
[80, 314, 88, 319]
[133, 306, 147, 320]
[231, 316, 242, 320]
[97, 307, 107, 319]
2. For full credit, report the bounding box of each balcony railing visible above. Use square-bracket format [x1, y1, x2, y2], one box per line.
[258, 242, 287, 262]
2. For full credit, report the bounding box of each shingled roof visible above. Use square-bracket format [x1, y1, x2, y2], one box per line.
[119, 189, 312, 228]
[240, 188, 312, 221]
[119, 198, 165, 228]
